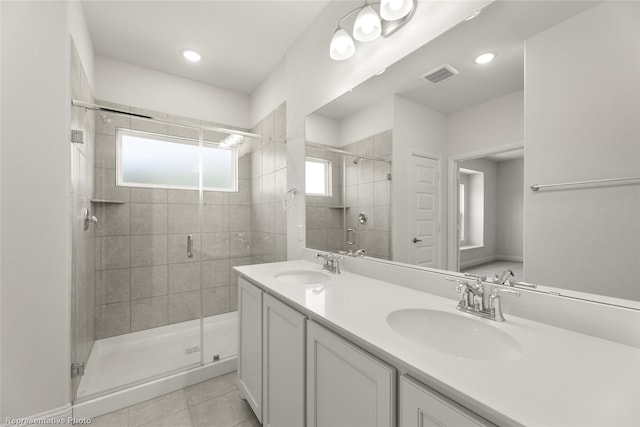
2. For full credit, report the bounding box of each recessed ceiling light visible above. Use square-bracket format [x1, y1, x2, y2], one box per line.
[182, 50, 202, 62]
[475, 52, 495, 64]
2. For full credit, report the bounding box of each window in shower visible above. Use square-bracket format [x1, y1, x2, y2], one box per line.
[305, 157, 332, 196]
[116, 128, 238, 191]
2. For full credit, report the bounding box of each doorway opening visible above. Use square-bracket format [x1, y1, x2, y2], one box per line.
[449, 147, 524, 281]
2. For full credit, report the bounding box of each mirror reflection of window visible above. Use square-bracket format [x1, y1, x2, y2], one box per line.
[305, 157, 332, 196]
[459, 168, 484, 249]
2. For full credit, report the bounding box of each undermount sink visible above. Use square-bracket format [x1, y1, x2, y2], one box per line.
[274, 270, 332, 285]
[387, 309, 524, 362]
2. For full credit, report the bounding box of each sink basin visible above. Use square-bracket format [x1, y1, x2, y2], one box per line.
[274, 270, 332, 285]
[387, 309, 524, 362]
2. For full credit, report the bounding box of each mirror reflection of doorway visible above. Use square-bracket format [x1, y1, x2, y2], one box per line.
[456, 149, 524, 282]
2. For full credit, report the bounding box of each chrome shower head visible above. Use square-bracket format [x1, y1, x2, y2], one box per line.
[353, 157, 364, 164]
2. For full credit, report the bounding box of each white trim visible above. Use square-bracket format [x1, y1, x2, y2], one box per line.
[447, 142, 525, 272]
[408, 151, 443, 269]
[496, 255, 523, 263]
[460, 245, 483, 251]
[72, 357, 235, 419]
[460, 255, 497, 269]
[1, 404, 72, 427]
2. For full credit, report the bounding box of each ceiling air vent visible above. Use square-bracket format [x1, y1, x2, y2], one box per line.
[420, 64, 459, 84]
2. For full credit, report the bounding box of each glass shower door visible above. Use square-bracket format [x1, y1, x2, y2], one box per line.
[74, 113, 205, 400]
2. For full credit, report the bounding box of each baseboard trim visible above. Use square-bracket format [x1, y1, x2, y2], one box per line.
[2, 403, 73, 426]
[496, 255, 523, 263]
[460, 255, 497, 269]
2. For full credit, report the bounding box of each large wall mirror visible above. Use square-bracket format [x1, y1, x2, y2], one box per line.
[304, 0, 639, 305]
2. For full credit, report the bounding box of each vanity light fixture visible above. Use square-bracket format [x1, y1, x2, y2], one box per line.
[380, 0, 414, 21]
[182, 50, 202, 62]
[329, 0, 417, 61]
[474, 52, 495, 64]
[353, 5, 382, 42]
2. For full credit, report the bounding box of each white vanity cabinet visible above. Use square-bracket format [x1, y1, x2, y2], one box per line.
[400, 376, 492, 427]
[307, 320, 396, 427]
[237, 277, 263, 421]
[262, 293, 306, 427]
[238, 277, 307, 427]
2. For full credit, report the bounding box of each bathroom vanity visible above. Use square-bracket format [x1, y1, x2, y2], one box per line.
[235, 259, 640, 427]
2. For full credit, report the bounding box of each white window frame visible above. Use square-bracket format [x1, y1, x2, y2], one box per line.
[459, 182, 466, 245]
[116, 128, 238, 192]
[305, 157, 332, 197]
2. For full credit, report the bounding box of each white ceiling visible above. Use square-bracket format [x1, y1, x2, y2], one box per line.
[82, 0, 329, 94]
[316, 0, 599, 119]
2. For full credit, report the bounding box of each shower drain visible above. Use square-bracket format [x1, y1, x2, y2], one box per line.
[185, 346, 200, 355]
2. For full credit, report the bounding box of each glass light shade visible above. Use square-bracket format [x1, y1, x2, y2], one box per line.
[380, 0, 413, 21]
[353, 6, 381, 42]
[330, 28, 355, 60]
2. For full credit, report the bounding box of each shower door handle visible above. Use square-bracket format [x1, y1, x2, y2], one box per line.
[346, 228, 355, 246]
[187, 235, 193, 258]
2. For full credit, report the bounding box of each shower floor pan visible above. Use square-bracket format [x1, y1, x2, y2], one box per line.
[76, 311, 237, 400]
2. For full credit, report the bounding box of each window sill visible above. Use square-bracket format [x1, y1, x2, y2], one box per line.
[460, 244, 484, 251]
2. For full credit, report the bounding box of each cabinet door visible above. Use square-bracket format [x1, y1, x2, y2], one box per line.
[400, 376, 492, 427]
[263, 294, 306, 427]
[237, 277, 263, 422]
[307, 320, 396, 427]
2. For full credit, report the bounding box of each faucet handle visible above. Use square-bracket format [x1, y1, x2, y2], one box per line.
[446, 277, 469, 287]
[490, 287, 519, 322]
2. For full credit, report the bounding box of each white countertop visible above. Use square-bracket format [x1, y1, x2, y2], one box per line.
[235, 260, 640, 427]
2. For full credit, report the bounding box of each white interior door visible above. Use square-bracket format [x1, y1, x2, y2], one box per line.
[409, 155, 440, 267]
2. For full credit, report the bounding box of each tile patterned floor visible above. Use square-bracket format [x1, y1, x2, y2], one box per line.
[87, 372, 261, 427]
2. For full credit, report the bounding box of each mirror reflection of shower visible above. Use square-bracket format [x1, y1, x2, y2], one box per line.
[305, 131, 393, 260]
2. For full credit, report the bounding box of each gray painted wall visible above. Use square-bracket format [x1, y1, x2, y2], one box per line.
[524, 1, 640, 300]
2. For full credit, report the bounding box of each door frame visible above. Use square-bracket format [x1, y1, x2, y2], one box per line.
[446, 142, 524, 272]
[408, 151, 443, 269]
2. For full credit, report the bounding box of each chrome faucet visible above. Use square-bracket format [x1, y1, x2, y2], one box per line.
[446, 274, 520, 322]
[493, 269, 538, 289]
[313, 251, 343, 274]
[493, 269, 514, 285]
[345, 248, 366, 257]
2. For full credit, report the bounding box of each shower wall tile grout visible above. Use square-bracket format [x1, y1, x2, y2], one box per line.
[94, 102, 287, 339]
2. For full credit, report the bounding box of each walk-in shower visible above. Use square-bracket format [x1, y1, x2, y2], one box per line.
[70, 44, 287, 417]
[305, 135, 392, 260]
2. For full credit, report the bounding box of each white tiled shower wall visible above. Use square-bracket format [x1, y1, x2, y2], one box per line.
[93, 103, 286, 339]
[306, 130, 392, 259]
